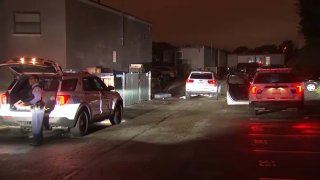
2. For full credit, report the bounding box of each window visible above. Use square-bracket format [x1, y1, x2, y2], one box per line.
[190, 73, 213, 79]
[13, 12, 41, 35]
[254, 73, 298, 84]
[83, 77, 107, 91]
[61, 79, 77, 91]
[43, 79, 59, 91]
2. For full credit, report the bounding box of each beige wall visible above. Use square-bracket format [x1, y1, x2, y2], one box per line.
[0, 0, 67, 67]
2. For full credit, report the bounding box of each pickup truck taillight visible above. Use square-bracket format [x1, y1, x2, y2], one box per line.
[1, 93, 8, 104]
[56, 95, 70, 105]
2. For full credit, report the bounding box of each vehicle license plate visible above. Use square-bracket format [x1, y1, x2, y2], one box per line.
[271, 89, 281, 95]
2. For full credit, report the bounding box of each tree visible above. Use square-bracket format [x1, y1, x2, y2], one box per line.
[279, 40, 299, 64]
[253, 44, 280, 54]
[297, 0, 320, 46]
[152, 42, 175, 65]
[233, 46, 249, 54]
[295, 0, 320, 75]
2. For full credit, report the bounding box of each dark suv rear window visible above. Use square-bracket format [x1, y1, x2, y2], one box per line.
[190, 73, 213, 79]
[253, 72, 298, 83]
[61, 79, 77, 91]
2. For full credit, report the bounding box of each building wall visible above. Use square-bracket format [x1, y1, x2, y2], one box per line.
[66, 0, 151, 72]
[237, 54, 284, 65]
[0, 0, 67, 67]
[218, 50, 228, 67]
[0, 0, 151, 71]
[203, 47, 215, 68]
[0, 1, 4, 60]
[163, 49, 175, 64]
[227, 54, 238, 67]
[122, 15, 152, 70]
[180, 47, 204, 71]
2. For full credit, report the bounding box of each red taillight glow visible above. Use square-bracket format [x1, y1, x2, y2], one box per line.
[56, 95, 70, 105]
[292, 124, 313, 129]
[1, 93, 8, 104]
[296, 85, 303, 94]
[208, 79, 216, 84]
[251, 86, 257, 94]
[186, 79, 194, 83]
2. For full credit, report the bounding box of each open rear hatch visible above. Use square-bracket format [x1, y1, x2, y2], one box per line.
[0, 58, 62, 111]
[0, 58, 63, 76]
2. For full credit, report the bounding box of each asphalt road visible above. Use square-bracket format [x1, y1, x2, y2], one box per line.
[1, 94, 320, 180]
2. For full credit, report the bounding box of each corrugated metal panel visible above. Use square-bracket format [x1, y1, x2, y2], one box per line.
[98, 72, 151, 107]
[139, 73, 150, 101]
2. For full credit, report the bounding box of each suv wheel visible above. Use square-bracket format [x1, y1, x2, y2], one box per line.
[71, 110, 89, 136]
[110, 104, 122, 125]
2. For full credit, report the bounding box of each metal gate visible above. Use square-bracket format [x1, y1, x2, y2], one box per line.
[114, 72, 151, 107]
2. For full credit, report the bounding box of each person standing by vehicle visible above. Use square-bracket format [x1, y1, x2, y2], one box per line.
[25, 75, 45, 146]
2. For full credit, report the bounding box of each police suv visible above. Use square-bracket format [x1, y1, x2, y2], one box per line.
[0, 58, 123, 136]
[249, 67, 304, 115]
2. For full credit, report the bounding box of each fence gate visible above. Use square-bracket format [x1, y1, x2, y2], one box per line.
[113, 72, 151, 107]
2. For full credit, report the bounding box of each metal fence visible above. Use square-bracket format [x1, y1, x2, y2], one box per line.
[98, 72, 151, 107]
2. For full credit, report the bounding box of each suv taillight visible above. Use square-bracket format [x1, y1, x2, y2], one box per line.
[250, 86, 257, 94]
[56, 95, 70, 105]
[1, 93, 8, 104]
[208, 79, 216, 84]
[186, 79, 194, 83]
[296, 85, 303, 94]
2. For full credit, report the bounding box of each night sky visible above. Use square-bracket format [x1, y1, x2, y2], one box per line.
[102, 0, 304, 51]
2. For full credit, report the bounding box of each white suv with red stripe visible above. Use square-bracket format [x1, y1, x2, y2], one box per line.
[185, 71, 218, 99]
[249, 67, 304, 115]
[0, 58, 123, 136]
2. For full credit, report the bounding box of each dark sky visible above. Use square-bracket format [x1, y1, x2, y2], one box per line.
[102, 0, 304, 51]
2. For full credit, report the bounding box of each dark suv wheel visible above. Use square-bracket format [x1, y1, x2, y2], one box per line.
[110, 104, 122, 125]
[71, 110, 89, 136]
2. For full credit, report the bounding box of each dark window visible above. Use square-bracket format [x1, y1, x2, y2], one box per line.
[190, 73, 213, 79]
[43, 79, 59, 91]
[13, 12, 41, 34]
[236, 63, 259, 74]
[83, 78, 93, 91]
[93, 77, 106, 90]
[83, 77, 106, 91]
[228, 74, 248, 85]
[61, 79, 77, 91]
[254, 73, 298, 83]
